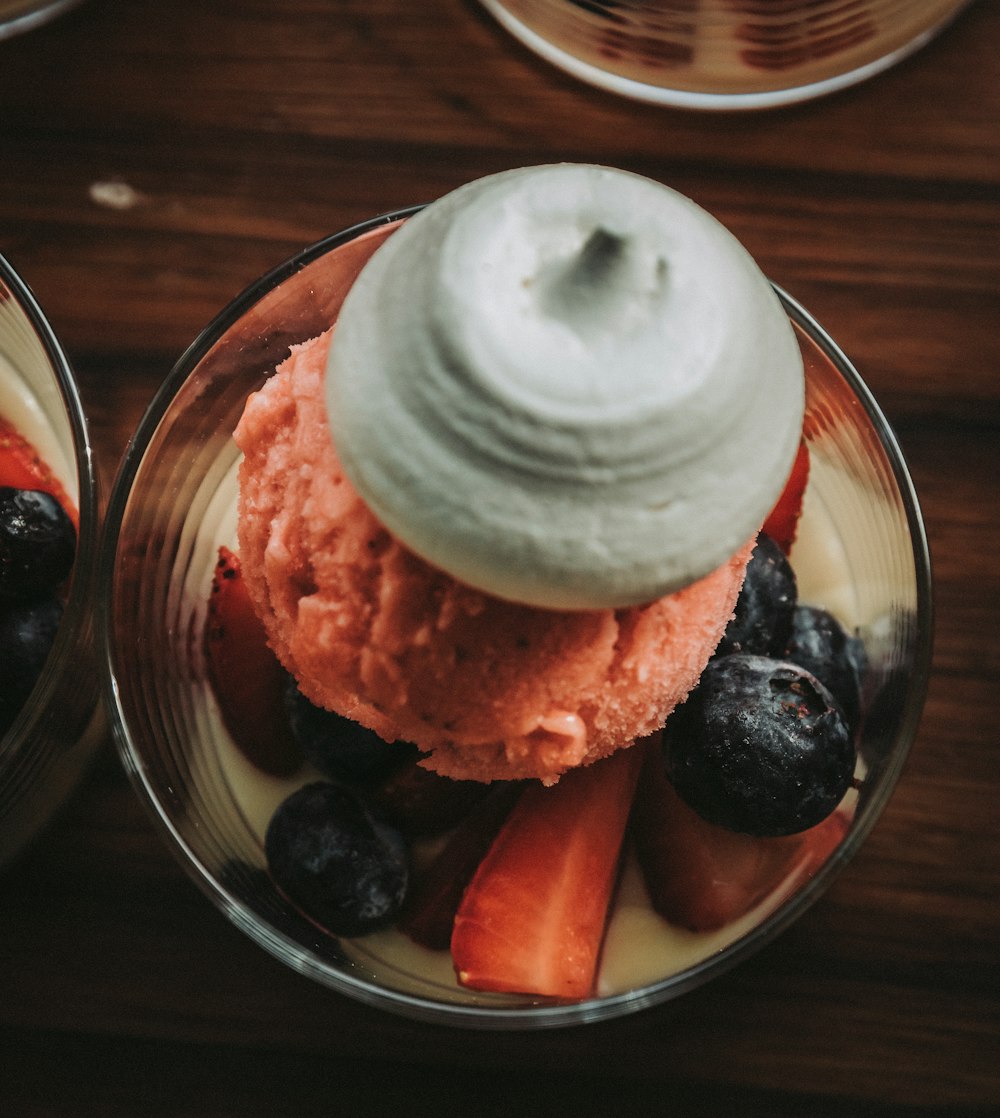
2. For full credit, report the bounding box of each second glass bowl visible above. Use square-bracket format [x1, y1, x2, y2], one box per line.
[99, 210, 932, 1027]
[0, 253, 102, 868]
[478, 0, 975, 110]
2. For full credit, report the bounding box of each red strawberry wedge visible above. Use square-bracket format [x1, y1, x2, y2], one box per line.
[631, 741, 849, 932]
[367, 756, 493, 838]
[762, 437, 809, 553]
[451, 743, 644, 999]
[399, 782, 524, 951]
[0, 417, 78, 528]
[204, 546, 301, 777]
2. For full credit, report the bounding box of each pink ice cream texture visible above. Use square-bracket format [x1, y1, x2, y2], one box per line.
[234, 330, 750, 784]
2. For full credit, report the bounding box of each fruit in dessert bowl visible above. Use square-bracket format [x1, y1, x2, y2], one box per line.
[0, 253, 102, 868]
[100, 168, 931, 1027]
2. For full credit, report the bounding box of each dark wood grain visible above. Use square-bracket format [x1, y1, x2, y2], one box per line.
[1, 0, 998, 1114]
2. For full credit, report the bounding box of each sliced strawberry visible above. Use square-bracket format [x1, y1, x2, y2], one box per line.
[367, 756, 492, 837]
[451, 743, 644, 999]
[204, 546, 301, 776]
[398, 782, 523, 951]
[0, 417, 78, 528]
[762, 437, 809, 553]
[631, 741, 849, 932]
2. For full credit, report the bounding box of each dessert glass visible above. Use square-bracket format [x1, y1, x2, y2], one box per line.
[0, 253, 102, 869]
[99, 210, 932, 1028]
[0, 0, 85, 41]
[478, 0, 974, 110]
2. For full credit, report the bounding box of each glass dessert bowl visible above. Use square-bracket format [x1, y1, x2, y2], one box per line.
[477, 0, 974, 110]
[0, 253, 102, 869]
[99, 209, 932, 1027]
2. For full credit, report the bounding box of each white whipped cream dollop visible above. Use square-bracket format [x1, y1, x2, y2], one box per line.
[325, 164, 804, 609]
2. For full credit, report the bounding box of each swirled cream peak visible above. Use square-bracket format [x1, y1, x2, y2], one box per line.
[325, 165, 804, 609]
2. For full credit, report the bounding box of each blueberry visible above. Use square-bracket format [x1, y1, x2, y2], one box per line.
[265, 782, 408, 937]
[716, 534, 796, 658]
[283, 677, 413, 783]
[0, 488, 76, 601]
[0, 594, 63, 737]
[784, 605, 865, 731]
[664, 653, 855, 836]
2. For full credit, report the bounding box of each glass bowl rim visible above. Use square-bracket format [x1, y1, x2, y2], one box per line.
[0, 0, 87, 42]
[97, 210, 934, 1029]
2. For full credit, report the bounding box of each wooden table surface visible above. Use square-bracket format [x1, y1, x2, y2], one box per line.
[2, 1, 998, 1114]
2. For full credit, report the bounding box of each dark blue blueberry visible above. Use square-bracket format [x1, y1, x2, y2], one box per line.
[265, 782, 408, 937]
[283, 677, 414, 783]
[664, 653, 855, 837]
[716, 533, 797, 658]
[0, 487, 76, 601]
[784, 605, 865, 731]
[0, 594, 63, 736]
